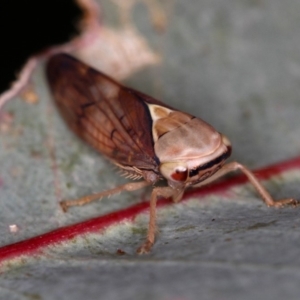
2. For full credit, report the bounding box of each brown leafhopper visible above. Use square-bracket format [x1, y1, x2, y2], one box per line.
[46, 54, 298, 253]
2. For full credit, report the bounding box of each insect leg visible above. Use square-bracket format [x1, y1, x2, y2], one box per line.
[137, 186, 174, 254]
[60, 181, 151, 212]
[196, 162, 298, 207]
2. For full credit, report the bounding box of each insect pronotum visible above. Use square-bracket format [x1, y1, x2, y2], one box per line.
[46, 54, 298, 254]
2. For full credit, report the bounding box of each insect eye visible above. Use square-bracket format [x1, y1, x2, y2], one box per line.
[171, 167, 188, 182]
[160, 162, 188, 182]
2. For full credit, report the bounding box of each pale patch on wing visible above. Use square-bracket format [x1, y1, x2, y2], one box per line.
[89, 79, 119, 100]
[147, 103, 193, 142]
[147, 104, 174, 141]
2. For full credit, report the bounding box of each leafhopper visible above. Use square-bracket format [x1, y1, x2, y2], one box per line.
[46, 54, 297, 254]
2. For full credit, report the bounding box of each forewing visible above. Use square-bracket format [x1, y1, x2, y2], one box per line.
[46, 54, 159, 171]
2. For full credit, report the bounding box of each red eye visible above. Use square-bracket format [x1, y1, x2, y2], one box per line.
[171, 168, 188, 181]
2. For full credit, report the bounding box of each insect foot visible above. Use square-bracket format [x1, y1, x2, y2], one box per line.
[136, 240, 154, 254]
[60, 201, 69, 213]
[267, 198, 299, 208]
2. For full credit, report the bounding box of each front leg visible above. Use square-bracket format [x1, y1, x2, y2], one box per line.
[195, 162, 298, 207]
[137, 186, 175, 254]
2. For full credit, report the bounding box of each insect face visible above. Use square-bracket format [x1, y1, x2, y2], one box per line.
[148, 104, 232, 188]
[158, 131, 232, 189]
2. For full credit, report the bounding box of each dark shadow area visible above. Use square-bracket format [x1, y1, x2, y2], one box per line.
[0, 0, 83, 93]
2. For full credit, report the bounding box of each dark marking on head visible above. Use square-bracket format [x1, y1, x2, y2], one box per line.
[189, 148, 231, 178]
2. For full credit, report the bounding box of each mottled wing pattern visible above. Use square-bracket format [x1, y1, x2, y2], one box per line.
[46, 54, 163, 172]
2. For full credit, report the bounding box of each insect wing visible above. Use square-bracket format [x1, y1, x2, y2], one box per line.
[46, 54, 161, 171]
